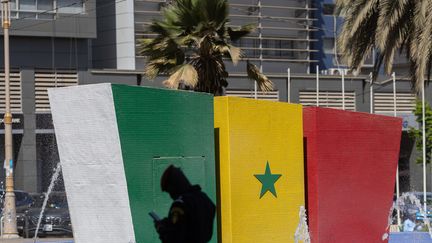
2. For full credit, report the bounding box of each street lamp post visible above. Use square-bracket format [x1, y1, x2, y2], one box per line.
[1, 0, 18, 239]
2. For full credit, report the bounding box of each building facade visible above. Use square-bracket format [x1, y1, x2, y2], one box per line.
[0, 0, 424, 194]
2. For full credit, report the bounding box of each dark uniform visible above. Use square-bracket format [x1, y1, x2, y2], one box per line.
[155, 165, 216, 243]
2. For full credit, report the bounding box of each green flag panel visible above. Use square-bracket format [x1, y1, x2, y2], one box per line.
[111, 85, 217, 243]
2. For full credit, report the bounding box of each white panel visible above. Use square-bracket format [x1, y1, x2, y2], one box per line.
[35, 71, 78, 112]
[0, 71, 22, 113]
[373, 92, 416, 114]
[226, 89, 279, 101]
[116, 0, 136, 70]
[48, 83, 136, 243]
[299, 90, 356, 111]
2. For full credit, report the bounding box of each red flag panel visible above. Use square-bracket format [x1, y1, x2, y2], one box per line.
[304, 107, 402, 243]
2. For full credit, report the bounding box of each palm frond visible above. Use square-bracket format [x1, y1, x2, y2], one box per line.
[227, 45, 242, 65]
[335, 0, 349, 15]
[376, 0, 410, 50]
[190, 53, 228, 94]
[246, 60, 274, 92]
[202, 0, 229, 29]
[163, 64, 198, 89]
[338, 0, 432, 93]
[215, 44, 242, 65]
[144, 57, 178, 80]
[227, 24, 256, 41]
[411, 1, 432, 92]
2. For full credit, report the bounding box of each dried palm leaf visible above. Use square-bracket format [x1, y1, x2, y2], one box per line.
[163, 64, 198, 89]
[246, 60, 274, 92]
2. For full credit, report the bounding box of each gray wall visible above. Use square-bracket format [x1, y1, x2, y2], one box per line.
[3, 0, 96, 39]
[0, 36, 91, 70]
[0, 0, 97, 70]
[92, 0, 117, 69]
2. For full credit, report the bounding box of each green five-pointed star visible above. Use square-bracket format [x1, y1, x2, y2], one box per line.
[254, 161, 282, 198]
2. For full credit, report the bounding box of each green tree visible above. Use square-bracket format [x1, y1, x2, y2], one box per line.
[336, 0, 432, 92]
[409, 100, 432, 164]
[138, 0, 273, 96]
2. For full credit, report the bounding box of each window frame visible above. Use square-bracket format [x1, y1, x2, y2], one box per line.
[10, 0, 86, 20]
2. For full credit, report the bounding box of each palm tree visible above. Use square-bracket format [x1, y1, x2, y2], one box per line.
[337, 0, 432, 92]
[139, 0, 273, 96]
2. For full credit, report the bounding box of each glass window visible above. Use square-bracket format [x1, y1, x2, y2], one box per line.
[37, 0, 53, 11]
[10, 0, 17, 18]
[57, 0, 83, 14]
[38, 13, 54, 19]
[323, 38, 335, 53]
[19, 12, 37, 18]
[10, 0, 17, 10]
[19, 0, 37, 10]
[323, 3, 335, 15]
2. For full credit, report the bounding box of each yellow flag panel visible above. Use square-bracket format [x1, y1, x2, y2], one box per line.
[214, 97, 305, 243]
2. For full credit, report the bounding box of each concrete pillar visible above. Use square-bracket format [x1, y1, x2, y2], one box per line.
[115, 0, 135, 70]
[15, 68, 37, 192]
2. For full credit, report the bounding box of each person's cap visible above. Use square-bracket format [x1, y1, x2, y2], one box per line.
[161, 165, 175, 192]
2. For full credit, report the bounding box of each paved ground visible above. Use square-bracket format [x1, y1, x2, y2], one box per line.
[0, 238, 73, 243]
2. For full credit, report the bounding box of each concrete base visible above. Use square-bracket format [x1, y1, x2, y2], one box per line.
[0, 234, 20, 239]
[389, 232, 432, 243]
[0, 238, 73, 243]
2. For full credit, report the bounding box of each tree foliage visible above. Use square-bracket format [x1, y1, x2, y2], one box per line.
[139, 0, 273, 95]
[409, 100, 432, 164]
[336, 0, 432, 92]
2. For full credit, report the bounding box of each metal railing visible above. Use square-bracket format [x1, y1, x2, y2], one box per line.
[0, 216, 4, 236]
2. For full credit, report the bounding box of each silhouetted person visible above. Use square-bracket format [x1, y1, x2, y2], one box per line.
[154, 165, 216, 243]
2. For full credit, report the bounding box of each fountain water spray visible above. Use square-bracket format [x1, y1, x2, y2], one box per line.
[383, 192, 432, 241]
[294, 206, 311, 243]
[33, 162, 62, 242]
[382, 201, 398, 241]
[0, 181, 4, 206]
[0, 181, 4, 235]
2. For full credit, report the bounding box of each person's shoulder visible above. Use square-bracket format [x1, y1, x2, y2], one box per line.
[172, 196, 186, 207]
[181, 186, 202, 199]
[181, 186, 215, 207]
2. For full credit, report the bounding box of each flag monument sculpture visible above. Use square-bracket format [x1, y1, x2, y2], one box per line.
[49, 84, 402, 243]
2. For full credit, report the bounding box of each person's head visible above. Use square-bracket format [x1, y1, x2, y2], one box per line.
[161, 165, 192, 200]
